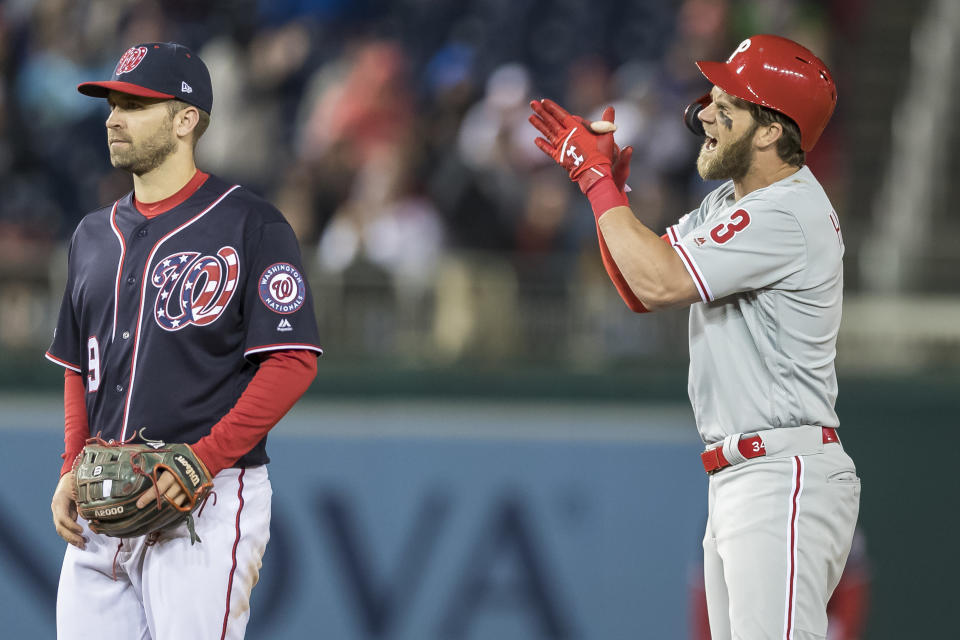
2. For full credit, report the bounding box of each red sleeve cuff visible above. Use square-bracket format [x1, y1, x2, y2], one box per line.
[585, 176, 629, 221]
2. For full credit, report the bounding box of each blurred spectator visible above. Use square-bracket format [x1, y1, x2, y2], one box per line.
[0, 0, 850, 362]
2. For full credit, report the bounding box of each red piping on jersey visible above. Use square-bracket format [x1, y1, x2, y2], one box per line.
[120, 185, 241, 442]
[243, 343, 324, 358]
[135, 170, 210, 218]
[44, 351, 81, 373]
[784, 456, 804, 639]
[671, 241, 713, 302]
[220, 468, 245, 640]
[109, 202, 126, 341]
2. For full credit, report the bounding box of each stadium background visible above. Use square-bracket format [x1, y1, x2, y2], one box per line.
[0, 0, 956, 637]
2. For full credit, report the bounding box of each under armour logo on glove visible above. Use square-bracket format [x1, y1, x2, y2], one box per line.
[565, 144, 584, 167]
[529, 99, 616, 193]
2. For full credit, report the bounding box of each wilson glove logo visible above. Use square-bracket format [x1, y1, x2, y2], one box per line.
[174, 455, 202, 488]
[151, 247, 240, 331]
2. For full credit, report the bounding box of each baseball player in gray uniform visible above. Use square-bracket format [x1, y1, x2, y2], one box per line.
[530, 35, 860, 639]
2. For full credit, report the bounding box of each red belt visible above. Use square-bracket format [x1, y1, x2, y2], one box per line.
[701, 427, 839, 474]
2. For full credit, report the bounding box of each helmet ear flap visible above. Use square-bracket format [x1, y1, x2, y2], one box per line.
[684, 92, 712, 137]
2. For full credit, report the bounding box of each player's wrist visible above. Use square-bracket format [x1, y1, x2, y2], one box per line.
[574, 161, 613, 193]
[584, 174, 629, 221]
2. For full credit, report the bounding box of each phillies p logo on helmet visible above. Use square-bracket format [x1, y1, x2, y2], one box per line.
[115, 46, 148, 75]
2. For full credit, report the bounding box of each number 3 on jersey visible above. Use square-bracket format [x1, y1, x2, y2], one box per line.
[710, 209, 751, 244]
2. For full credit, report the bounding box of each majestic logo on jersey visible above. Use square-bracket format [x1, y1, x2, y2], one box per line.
[277, 318, 293, 332]
[115, 46, 148, 75]
[151, 247, 240, 331]
[259, 263, 306, 314]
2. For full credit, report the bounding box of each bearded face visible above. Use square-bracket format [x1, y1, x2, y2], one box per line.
[696, 120, 759, 181]
[108, 115, 178, 176]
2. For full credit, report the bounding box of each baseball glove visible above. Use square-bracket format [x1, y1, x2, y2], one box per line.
[73, 437, 213, 544]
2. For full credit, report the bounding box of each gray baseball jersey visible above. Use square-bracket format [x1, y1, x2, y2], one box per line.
[665, 166, 845, 445]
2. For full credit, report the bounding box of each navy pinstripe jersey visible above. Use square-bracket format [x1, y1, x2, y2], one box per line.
[46, 174, 322, 467]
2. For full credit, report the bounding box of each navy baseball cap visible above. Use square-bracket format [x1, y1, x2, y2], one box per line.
[78, 42, 212, 113]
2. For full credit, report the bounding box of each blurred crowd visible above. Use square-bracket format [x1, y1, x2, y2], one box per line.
[0, 0, 852, 361]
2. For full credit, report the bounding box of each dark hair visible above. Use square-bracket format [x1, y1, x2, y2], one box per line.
[166, 100, 210, 147]
[731, 96, 804, 167]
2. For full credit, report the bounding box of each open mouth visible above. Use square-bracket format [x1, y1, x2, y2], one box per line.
[704, 136, 718, 151]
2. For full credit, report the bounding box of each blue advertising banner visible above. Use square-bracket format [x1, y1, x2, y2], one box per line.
[0, 397, 707, 639]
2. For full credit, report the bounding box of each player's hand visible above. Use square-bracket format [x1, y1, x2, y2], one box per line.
[611, 143, 633, 193]
[590, 105, 632, 193]
[52, 471, 86, 549]
[136, 469, 189, 510]
[529, 99, 616, 193]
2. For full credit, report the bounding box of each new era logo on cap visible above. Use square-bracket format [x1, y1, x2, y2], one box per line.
[77, 42, 213, 114]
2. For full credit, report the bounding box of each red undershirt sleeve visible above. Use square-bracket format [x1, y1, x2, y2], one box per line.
[596, 227, 650, 313]
[585, 176, 661, 314]
[61, 370, 90, 477]
[191, 349, 318, 477]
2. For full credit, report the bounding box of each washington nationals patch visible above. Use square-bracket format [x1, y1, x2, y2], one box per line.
[259, 262, 306, 314]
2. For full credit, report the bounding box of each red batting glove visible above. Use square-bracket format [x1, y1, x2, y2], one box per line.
[612, 144, 633, 194]
[530, 99, 615, 194]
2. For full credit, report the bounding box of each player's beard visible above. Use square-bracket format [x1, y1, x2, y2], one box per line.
[109, 121, 178, 176]
[696, 122, 759, 181]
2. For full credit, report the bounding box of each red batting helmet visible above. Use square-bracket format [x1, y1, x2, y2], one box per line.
[691, 35, 837, 151]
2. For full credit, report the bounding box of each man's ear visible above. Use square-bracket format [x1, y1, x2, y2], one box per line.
[755, 121, 784, 149]
[175, 107, 200, 140]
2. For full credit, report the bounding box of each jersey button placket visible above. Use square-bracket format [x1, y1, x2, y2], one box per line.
[127, 275, 136, 285]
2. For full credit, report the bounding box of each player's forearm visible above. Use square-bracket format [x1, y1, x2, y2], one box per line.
[61, 370, 90, 476]
[192, 350, 317, 476]
[596, 226, 649, 312]
[597, 206, 699, 310]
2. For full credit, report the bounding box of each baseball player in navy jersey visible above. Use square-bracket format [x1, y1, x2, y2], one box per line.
[47, 43, 321, 639]
[530, 35, 860, 639]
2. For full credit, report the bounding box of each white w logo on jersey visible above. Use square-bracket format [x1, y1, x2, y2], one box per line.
[151, 247, 240, 331]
